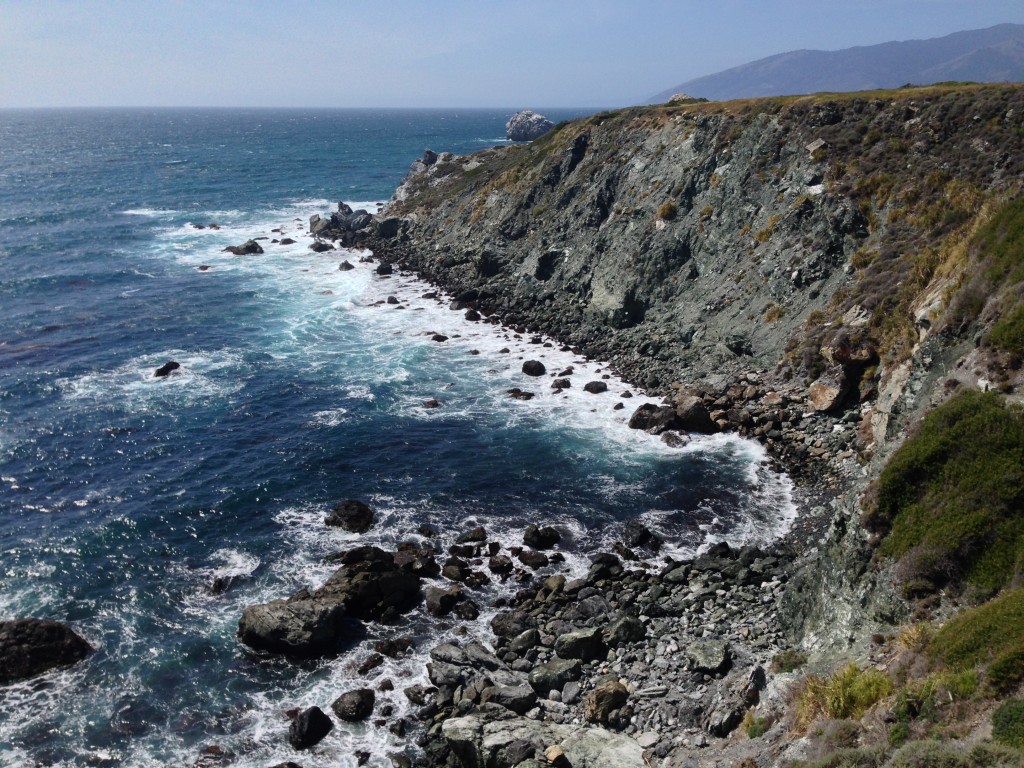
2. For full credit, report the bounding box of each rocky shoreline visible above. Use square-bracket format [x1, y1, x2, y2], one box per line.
[220, 223, 876, 767]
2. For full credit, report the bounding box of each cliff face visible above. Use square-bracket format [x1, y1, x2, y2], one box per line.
[353, 86, 1024, 766]
[367, 84, 1024, 648]
[377, 85, 1024, 403]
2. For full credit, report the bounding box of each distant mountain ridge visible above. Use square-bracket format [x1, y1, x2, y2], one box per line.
[650, 23, 1024, 102]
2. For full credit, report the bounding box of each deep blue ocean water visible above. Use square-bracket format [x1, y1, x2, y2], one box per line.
[0, 109, 795, 767]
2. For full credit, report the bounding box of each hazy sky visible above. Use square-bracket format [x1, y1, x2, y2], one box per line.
[2, 0, 1023, 108]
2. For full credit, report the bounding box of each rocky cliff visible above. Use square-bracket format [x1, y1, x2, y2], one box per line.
[306, 84, 1024, 766]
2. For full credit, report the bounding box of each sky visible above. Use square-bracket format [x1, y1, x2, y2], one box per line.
[1, 0, 1023, 108]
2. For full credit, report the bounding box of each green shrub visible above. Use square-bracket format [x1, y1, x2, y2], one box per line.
[866, 390, 1024, 593]
[888, 721, 911, 746]
[656, 200, 678, 220]
[992, 699, 1024, 748]
[796, 664, 893, 729]
[798, 746, 888, 768]
[928, 587, 1024, 675]
[988, 648, 1024, 695]
[987, 302, 1024, 355]
[774, 648, 809, 673]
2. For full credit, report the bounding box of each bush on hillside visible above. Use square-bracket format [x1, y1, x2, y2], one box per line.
[992, 699, 1024, 748]
[863, 390, 1024, 594]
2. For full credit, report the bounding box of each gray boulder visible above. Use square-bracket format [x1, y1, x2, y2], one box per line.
[554, 627, 605, 661]
[506, 111, 555, 142]
[288, 706, 333, 749]
[332, 688, 375, 721]
[223, 239, 263, 256]
[528, 658, 582, 694]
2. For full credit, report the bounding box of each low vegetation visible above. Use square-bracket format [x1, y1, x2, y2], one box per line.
[863, 390, 1024, 596]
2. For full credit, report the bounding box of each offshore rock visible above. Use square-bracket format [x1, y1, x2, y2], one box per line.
[0, 619, 93, 684]
[332, 688, 375, 721]
[154, 361, 181, 378]
[288, 706, 333, 750]
[324, 499, 375, 532]
[222, 239, 263, 255]
[506, 110, 554, 142]
[238, 547, 420, 656]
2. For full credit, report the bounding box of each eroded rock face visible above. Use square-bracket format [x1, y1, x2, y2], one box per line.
[0, 619, 93, 685]
[506, 110, 554, 142]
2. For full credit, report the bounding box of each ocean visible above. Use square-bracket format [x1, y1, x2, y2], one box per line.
[0, 108, 795, 767]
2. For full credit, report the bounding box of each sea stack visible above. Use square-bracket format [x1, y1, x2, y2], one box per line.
[506, 110, 554, 141]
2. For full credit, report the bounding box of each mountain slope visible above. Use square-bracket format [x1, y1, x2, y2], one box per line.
[650, 23, 1024, 102]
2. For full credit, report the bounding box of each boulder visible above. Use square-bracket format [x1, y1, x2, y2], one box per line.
[686, 640, 731, 674]
[517, 550, 549, 569]
[442, 705, 644, 768]
[279, 237, 296, 245]
[309, 240, 333, 253]
[603, 615, 646, 646]
[338, 260, 355, 271]
[288, 706, 333, 750]
[375, 263, 394, 276]
[808, 365, 851, 412]
[506, 110, 555, 142]
[324, 499, 374, 533]
[551, 378, 571, 390]
[621, 520, 662, 551]
[376, 216, 405, 239]
[457, 526, 487, 544]
[583, 680, 628, 724]
[528, 658, 582, 694]
[583, 381, 608, 394]
[674, 395, 716, 433]
[555, 627, 605, 661]
[523, 524, 560, 549]
[332, 688, 375, 722]
[154, 361, 180, 378]
[522, 360, 546, 376]
[627, 403, 677, 433]
[222, 239, 263, 255]
[238, 547, 420, 656]
[507, 388, 535, 401]
[309, 215, 331, 236]
[479, 683, 538, 715]
[425, 585, 466, 617]
[0, 619, 93, 684]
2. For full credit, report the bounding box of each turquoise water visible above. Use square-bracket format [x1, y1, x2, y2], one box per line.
[0, 109, 794, 767]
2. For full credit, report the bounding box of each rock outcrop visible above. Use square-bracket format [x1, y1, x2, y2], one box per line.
[506, 110, 554, 141]
[0, 619, 93, 684]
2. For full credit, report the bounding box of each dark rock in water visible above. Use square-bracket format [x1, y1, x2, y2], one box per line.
[583, 380, 608, 394]
[464, 309, 481, 321]
[386, 296, 400, 305]
[517, 550, 549, 570]
[154, 361, 181, 378]
[674, 394, 717, 433]
[488, 554, 514, 574]
[376, 263, 394, 276]
[222, 239, 263, 255]
[507, 388, 534, 401]
[423, 399, 441, 409]
[551, 378, 571, 390]
[506, 110, 555, 141]
[661, 431, 689, 448]
[376, 636, 414, 657]
[627, 403, 677, 433]
[613, 402, 624, 410]
[288, 706, 333, 750]
[332, 688, 375, 721]
[431, 334, 448, 342]
[622, 520, 663, 551]
[523, 524, 560, 549]
[197, 265, 211, 271]
[279, 238, 296, 245]
[324, 499, 375, 533]
[338, 260, 355, 271]
[0, 619, 93, 684]
[425, 585, 466, 617]
[457, 526, 487, 544]
[522, 360, 546, 376]
[238, 546, 419, 656]
[309, 240, 333, 253]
